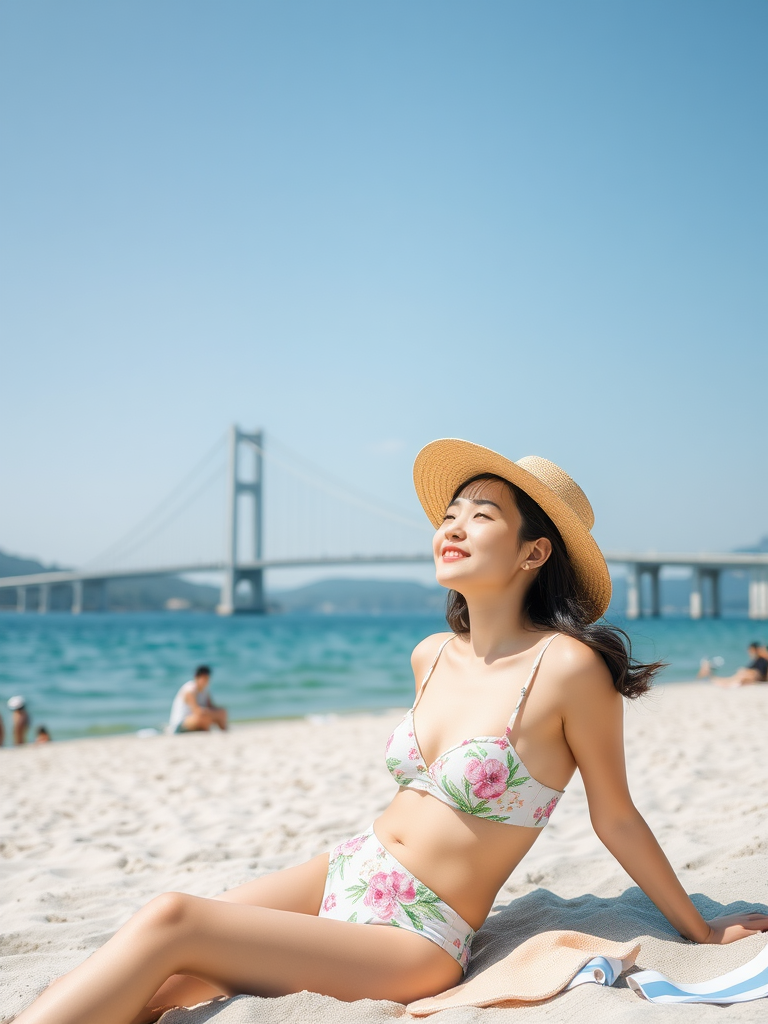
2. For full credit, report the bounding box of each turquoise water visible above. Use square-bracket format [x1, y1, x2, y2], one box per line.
[0, 613, 765, 741]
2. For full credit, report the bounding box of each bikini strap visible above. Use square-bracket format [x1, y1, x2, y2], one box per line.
[412, 635, 456, 709]
[506, 634, 560, 731]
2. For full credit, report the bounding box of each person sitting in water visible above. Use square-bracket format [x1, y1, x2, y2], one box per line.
[700, 643, 768, 687]
[168, 666, 227, 733]
[7, 696, 30, 745]
[35, 726, 52, 743]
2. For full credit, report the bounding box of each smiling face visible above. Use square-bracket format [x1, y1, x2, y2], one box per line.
[432, 476, 532, 594]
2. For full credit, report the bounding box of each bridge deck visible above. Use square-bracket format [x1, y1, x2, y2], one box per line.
[1, 551, 767, 591]
[2, 552, 767, 619]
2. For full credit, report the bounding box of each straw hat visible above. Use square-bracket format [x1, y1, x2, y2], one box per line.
[407, 930, 640, 1014]
[413, 439, 611, 622]
[7, 695, 25, 711]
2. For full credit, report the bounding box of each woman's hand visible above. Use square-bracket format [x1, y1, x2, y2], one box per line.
[702, 913, 768, 944]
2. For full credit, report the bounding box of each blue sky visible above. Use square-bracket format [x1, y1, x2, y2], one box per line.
[1, 0, 766, 582]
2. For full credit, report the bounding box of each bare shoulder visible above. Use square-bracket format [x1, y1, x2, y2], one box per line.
[546, 634, 618, 707]
[411, 631, 455, 684]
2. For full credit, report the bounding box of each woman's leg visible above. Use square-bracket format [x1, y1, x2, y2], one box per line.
[142, 851, 331, 1015]
[16, 887, 461, 1024]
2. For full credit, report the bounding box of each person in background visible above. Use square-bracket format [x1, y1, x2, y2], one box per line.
[0, 710, 4, 747]
[701, 643, 768, 687]
[7, 696, 30, 744]
[35, 726, 52, 743]
[168, 666, 227, 734]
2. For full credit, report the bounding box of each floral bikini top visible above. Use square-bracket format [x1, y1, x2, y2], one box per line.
[386, 633, 564, 828]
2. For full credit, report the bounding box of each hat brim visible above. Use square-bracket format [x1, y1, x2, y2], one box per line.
[413, 439, 611, 623]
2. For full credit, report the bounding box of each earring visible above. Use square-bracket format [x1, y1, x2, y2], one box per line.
[522, 563, 529, 570]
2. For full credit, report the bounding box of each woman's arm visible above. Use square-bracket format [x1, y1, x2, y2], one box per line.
[558, 643, 768, 944]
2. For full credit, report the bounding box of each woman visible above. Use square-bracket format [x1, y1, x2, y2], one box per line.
[18, 440, 768, 1024]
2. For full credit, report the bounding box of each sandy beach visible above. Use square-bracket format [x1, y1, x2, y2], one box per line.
[2, 682, 767, 1023]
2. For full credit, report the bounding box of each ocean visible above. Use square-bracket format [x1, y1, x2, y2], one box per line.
[0, 612, 765, 741]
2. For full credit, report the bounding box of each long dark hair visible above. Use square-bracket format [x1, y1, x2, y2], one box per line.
[445, 475, 662, 698]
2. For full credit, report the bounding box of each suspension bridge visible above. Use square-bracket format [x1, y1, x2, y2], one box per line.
[0, 427, 436, 615]
[1, 426, 767, 618]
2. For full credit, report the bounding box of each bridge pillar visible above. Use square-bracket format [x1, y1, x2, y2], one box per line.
[72, 579, 84, 615]
[749, 568, 768, 620]
[707, 569, 721, 618]
[17, 587, 28, 613]
[626, 564, 640, 619]
[690, 569, 702, 619]
[235, 569, 265, 614]
[89, 579, 108, 612]
[38, 583, 50, 614]
[648, 566, 661, 617]
[219, 426, 265, 615]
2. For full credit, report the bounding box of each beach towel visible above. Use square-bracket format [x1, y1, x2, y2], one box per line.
[627, 940, 768, 1004]
[406, 930, 768, 1014]
[406, 931, 641, 1014]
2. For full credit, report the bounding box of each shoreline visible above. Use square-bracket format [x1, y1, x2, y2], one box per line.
[0, 677, 746, 748]
[0, 705, 408, 749]
[3, 614, 765, 743]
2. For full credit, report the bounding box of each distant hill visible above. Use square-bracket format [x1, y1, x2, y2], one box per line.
[0, 550, 64, 577]
[735, 535, 768, 554]
[271, 578, 446, 614]
[0, 548, 442, 614]
[0, 548, 219, 612]
[3, 534, 764, 615]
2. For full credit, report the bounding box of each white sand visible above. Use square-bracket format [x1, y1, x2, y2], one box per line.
[1, 684, 767, 1022]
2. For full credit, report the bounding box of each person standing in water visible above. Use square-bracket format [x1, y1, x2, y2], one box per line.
[168, 666, 228, 733]
[7, 696, 30, 745]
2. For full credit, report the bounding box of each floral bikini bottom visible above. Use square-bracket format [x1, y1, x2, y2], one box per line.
[318, 825, 475, 972]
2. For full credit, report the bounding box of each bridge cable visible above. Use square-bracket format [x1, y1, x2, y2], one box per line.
[83, 431, 228, 568]
[253, 437, 431, 533]
[87, 463, 227, 568]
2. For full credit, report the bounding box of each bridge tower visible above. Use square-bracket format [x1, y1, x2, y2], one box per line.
[218, 425, 265, 615]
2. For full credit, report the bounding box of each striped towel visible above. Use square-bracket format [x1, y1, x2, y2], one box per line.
[627, 942, 768, 1004]
[565, 956, 624, 990]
